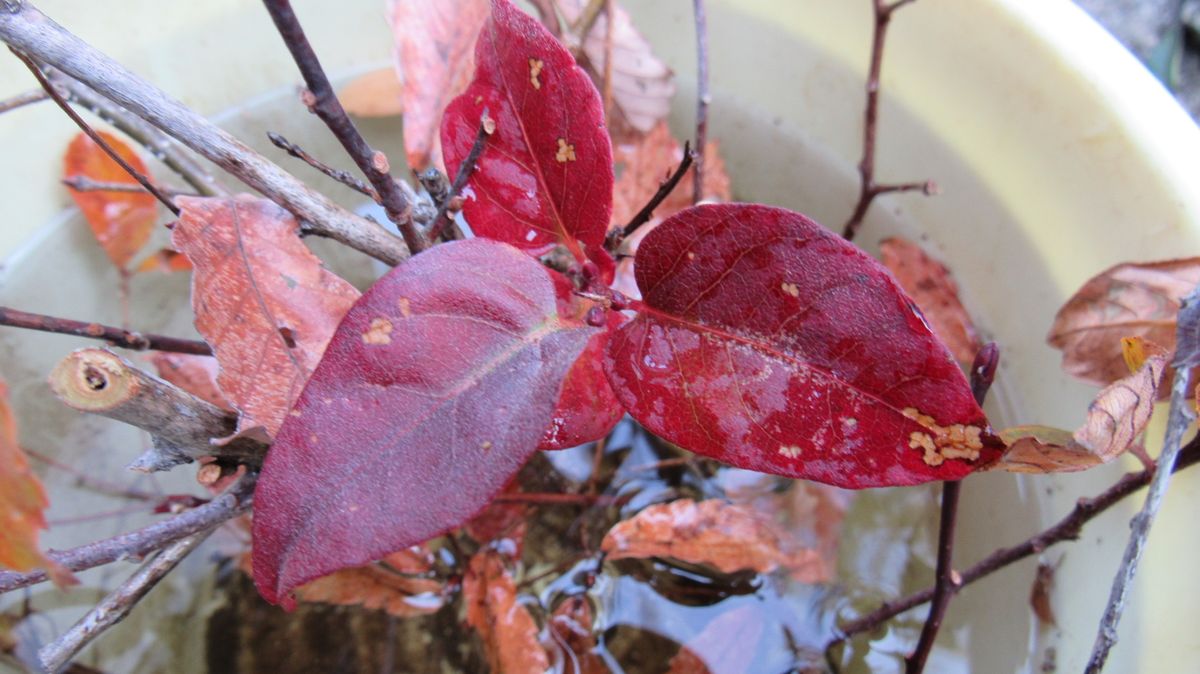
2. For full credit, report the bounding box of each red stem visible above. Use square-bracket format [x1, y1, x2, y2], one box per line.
[0, 305, 212, 355]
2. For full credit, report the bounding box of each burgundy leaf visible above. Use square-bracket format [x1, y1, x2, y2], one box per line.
[252, 239, 596, 607]
[604, 204, 999, 488]
[441, 0, 614, 272]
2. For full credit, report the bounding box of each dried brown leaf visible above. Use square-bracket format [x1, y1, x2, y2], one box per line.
[991, 426, 1102, 474]
[548, 596, 606, 674]
[611, 121, 731, 229]
[880, 237, 982, 364]
[601, 499, 823, 577]
[172, 196, 360, 437]
[339, 67, 405, 117]
[726, 478, 848, 584]
[149, 352, 230, 410]
[296, 548, 442, 617]
[1030, 561, 1058, 627]
[388, 0, 490, 169]
[464, 550, 550, 674]
[63, 131, 157, 269]
[1047, 258, 1200, 389]
[554, 0, 676, 133]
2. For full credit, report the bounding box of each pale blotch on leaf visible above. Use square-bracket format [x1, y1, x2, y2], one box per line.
[903, 407, 984, 467]
[781, 282, 799, 298]
[362, 317, 394, 345]
[528, 57, 544, 90]
[778, 445, 801, 459]
[480, 440, 493, 451]
[398, 297, 412, 318]
[556, 138, 577, 163]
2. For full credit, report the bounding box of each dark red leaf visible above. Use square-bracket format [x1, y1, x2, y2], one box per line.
[252, 239, 596, 607]
[604, 204, 999, 488]
[441, 0, 614, 272]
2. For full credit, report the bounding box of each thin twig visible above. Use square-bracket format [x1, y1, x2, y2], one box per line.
[62, 176, 194, 197]
[11, 49, 180, 215]
[905, 344, 998, 673]
[48, 69, 225, 198]
[1085, 359, 1197, 669]
[617, 142, 695, 241]
[601, 0, 615, 119]
[25, 447, 158, 501]
[38, 531, 211, 673]
[266, 130, 377, 201]
[494, 492, 621, 507]
[691, 0, 709, 205]
[0, 472, 256, 594]
[0, 3, 409, 265]
[0, 305, 211, 355]
[0, 86, 46, 113]
[428, 120, 490, 241]
[832, 435, 1200, 645]
[841, 0, 934, 242]
[261, 0, 428, 254]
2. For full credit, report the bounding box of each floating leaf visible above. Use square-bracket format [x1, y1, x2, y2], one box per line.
[252, 239, 596, 607]
[554, 0, 676, 133]
[172, 196, 360, 437]
[388, 0, 489, 168]
[601, 499, 824, 576]
[1047, 258, 1200, 389]
[879, 237, 982, 364]
[462, 479, 528, 551]
[726, 477, 848, 584]
[0, 381, 69, 584]
[63, 131, 157, 269]
[295, 548, 443, 617]
[665, 606, 765, 674]
[338, 67, 405, 118]
[149, 353, 230, 410]
[605, 204, 998, 488]
[134, 248, 193, 274]
[464, 550, 551, 674]
[442, 0, 614, 271]
[549, 596, 607, 674]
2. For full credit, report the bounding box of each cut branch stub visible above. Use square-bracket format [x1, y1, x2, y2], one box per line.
[48, 348, 266, 471]
[604, 204, 1000, 488]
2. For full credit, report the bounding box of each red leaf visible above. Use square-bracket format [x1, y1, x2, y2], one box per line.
[441, 0, 614, 270]
[464, 550, 551, 673]
[172, 196, 361, 437]
[605, 204, 999, 488]
[387, 0, 489, 168]
[252, 239, 596, 607]
[63, 131, 157, 269]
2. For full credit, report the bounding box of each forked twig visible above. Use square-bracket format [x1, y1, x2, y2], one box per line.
[267, 130, 377, 201]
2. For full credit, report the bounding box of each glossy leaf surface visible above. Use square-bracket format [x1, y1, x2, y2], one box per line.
[442, 0, 613, 267]
[464, 550, 550, 673]
[173, 196, 360, 437]
[252, 239, 595, 607]
[63, 131, 157, 269]
[605, 204, 998, 488]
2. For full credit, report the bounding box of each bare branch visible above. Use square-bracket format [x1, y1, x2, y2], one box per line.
[0, 472, 256, 594]
[11, 49, 179, 214]
[261, 0, 429, 254]
[0, 1, 409, 265]
[691, 0, 709, 205]
[48, 349, 266, 471]
[617, 142, 695, 242]
[62, 175, 194, 196]
[267, 130, 376, 201]
[0, 305, 211, 355]
[0, 86, 45, 113]
[38, 531, 211, 673]
[429, 119, 490, 241]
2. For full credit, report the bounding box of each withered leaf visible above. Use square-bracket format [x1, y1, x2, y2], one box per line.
[134, 248, 193, 274]
[991, 426, 1103, 474]
[549, 596, 606, 674]
[464, 550, 551, 674]
[554, 0, 676, 134]
[172, 196, 360, 437]
[1121, 336, 1168, 374]
[296, 548, 443, 617]
[601, 499, 824, 577]
[726, 478, 849, 584]
[1047, 258, 1200, 388]
[879, 237, 983, 364]
[388, 0, 490, 169]
[1030, 561, 1058, 627]
[63, 131, 158, 269]
[339, 67, 405, 118]
[149, 353, 230, 410]
[611, 121, 731, 230]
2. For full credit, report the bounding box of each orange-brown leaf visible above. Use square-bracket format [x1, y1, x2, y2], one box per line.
[339, 67, 405, 117]
[0, 381, 59, 578]
[134, 248, 193, 274]
[63, 131, 158, 269]
[296, 548, 443, 617]
[172, 196, 360, 437]
[601, 499, 824, 577]
[548, 596, 606, 674]
[880, 237, 982, 364]
[991, 426, 1103, 474]
[149, 352, 230, 410]
[611, 121, 731, 229]
[554, 0, 676, 134]
[388, 0, 490, 170]
[1048, 258, 1200, 388]
[464, 550, 550, 674]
